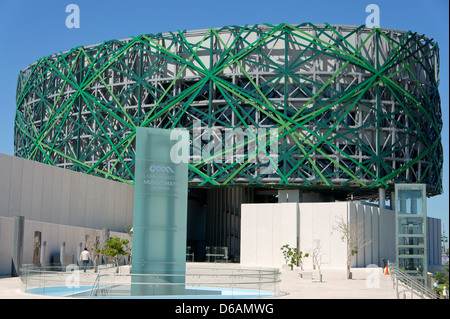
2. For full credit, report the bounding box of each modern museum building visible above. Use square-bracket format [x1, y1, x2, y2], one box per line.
[0, 23, 444, 285]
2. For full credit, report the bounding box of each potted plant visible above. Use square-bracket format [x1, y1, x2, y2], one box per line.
[281, 244, 294, 269]
[98, 236, 130, 273]
[281, 244, 309, 271]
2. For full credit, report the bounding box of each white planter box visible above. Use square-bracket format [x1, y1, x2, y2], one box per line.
[300, 271, 312, 279]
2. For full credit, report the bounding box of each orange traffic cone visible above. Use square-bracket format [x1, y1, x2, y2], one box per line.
[385, 265, 389, 275]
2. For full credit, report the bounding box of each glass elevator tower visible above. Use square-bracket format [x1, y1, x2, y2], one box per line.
[395, 184, 427, 284]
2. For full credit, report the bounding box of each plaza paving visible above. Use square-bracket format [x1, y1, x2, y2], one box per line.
[277, 267, 397, 299]
[0, 265, 398, 299]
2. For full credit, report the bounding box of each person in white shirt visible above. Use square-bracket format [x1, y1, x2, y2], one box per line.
[433, 280, 441, 299]
[79, 248, 91, 272]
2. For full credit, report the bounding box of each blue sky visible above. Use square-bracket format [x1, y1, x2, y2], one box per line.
[0, 0, 448, 236]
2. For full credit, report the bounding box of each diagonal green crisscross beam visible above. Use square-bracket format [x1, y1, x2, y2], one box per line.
[14, 23, 442, 198]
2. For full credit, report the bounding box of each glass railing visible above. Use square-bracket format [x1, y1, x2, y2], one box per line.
[20, 264, 282, 299]
[19, 263, 118, 297]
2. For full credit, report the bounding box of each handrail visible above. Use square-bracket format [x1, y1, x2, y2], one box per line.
[87, 272, 281, 297]
[89, 274, 110, 296]
[89, 274, 102, 296]
[388, 262, 437, 299]
[21, 265, 282, 298]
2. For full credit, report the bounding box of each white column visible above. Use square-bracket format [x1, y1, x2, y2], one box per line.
[378, 188, 385, 209]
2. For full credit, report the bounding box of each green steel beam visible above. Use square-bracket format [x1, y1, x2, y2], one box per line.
[14, 23, 443, 198]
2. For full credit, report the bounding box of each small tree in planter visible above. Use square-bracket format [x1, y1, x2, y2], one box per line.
[333, 215, 371, 280]
[98, 236, 130, 273]
[85, 230, 101, 272]
[293, 248, 309, 271]
[281, 244, 294, 269]
[280, 244, 309, 270]
[312, 239, 324, 282]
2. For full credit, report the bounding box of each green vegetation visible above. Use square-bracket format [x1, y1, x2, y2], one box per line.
[97, 236, 130, 273]
[281, 244, 309, 270]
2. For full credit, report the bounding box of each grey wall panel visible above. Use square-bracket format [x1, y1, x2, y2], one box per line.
[0, 154, 134, 232]
[30, 161, 44, 222]
[77, 174, 88, 228]
[363, 206, 372, 266]
[372, 207, 380, 266]
[59, 169, 71, 226]
[20, 158, 34, 220]
[0, 154, 11, 217]
[84, 178, 96, 228]
[68, 171, 81, 227]
[427, 217, 442, 265]
[92, 181, 103, 229]
[103, 181, 114, 230]
[0, 217, 13, 275]
[356, 204, 364, 267]
[126, 186, 134, 228]
[8, 156, 23, 218]
[379, 209, 395, 263]
[347, 203, 395, 267]
[0, 217, 129, 275]
[43, 163, 56, 223]
[113, 183, 127, 232]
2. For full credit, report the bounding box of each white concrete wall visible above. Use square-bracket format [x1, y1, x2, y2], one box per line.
[0, 216, 128, 275]
[0, 153, 134, 276]
[240, 201, 397, 270]
[240, 202, 349, 268]
[297, 202, 348, 269]
[348, 203, 395, 267]
[240, 203, 297, 267]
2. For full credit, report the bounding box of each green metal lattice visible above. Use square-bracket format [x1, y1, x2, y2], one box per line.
[14, 23, 443, 198]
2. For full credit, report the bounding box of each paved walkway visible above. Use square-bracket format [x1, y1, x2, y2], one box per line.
[277, 267, 397, 299]
[0, 265, 397, 299]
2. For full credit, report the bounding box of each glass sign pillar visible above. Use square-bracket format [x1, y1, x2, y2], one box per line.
[131, 127, 189, 296]
[394, 184, 427, 284]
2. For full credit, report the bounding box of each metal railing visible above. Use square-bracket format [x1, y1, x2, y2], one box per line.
[20, 264, 282, 299]
[19, 263, 118, 297]
[89, 267, 281, 298]
[388, 262, 437, 299]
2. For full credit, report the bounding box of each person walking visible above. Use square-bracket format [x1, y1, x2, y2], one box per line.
[433, 279, 441, 299]
[79, 248, 91, 272]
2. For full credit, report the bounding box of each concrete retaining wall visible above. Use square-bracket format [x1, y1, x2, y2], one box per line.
[0, 153, 134, 231]
[0, 153, 133, 276]
[240, 202, 396, 269]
